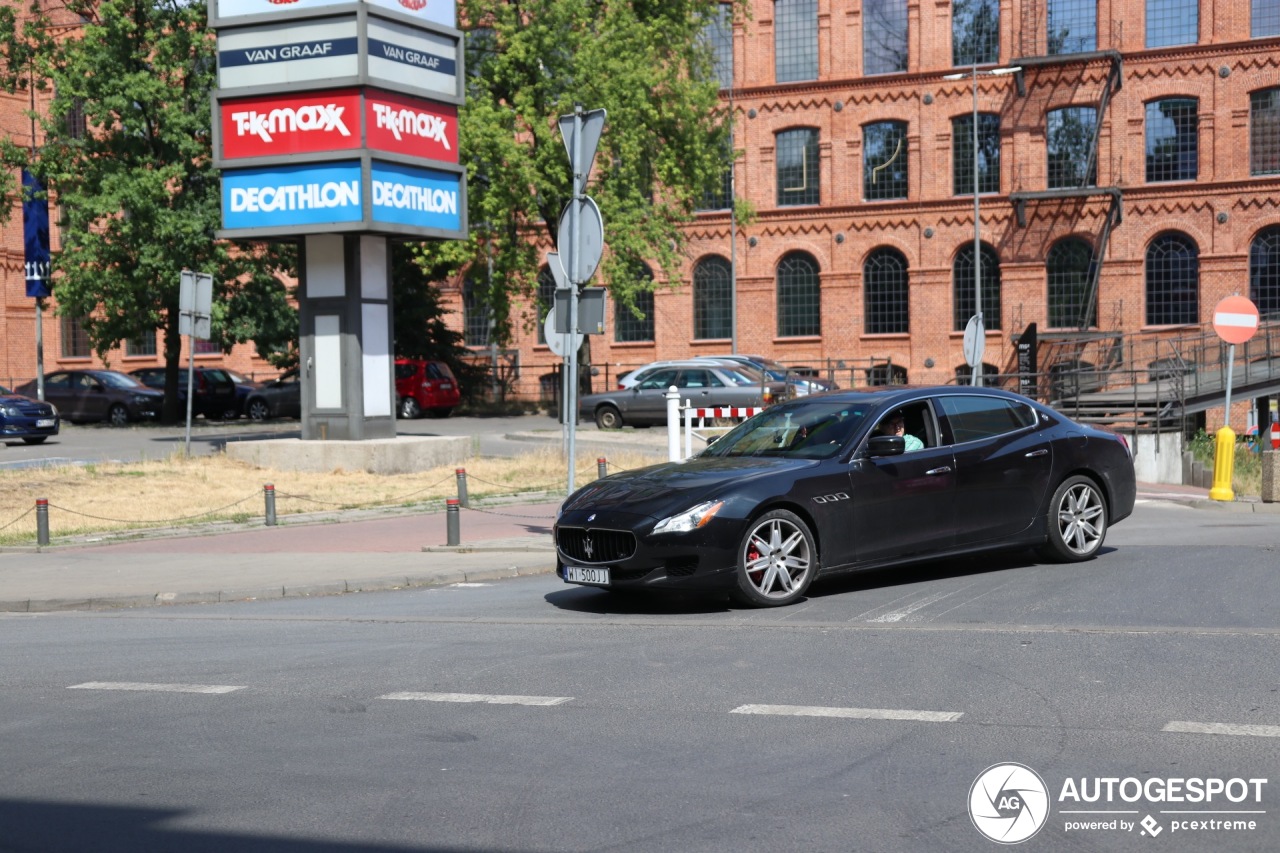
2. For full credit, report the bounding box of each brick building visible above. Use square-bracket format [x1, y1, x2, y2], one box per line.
[448, 0, 1280, 412]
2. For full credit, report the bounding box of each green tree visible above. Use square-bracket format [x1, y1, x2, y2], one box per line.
[0, 0, 296, 423]
[413, 0, 745, 353]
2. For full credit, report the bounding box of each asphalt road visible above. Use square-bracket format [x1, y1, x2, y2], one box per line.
[1, 501, 1277, 852]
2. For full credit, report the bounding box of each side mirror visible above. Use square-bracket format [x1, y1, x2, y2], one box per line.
[866, 435, 906, 457]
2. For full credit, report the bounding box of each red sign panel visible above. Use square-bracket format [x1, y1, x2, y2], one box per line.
[365, 90, 459, 164]
[221, 90, 363, 160]
[1212, 294, 1261, 345]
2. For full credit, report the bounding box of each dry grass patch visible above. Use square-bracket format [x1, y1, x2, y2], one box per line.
[0, 446, 661, 546]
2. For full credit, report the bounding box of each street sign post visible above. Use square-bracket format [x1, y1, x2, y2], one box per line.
[1209, 294, 1261, 502]
[963, 314, 986, 385]
[179, 270, 215, 455]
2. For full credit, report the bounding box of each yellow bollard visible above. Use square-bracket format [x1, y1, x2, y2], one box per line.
[1208, 426, 1236, 502]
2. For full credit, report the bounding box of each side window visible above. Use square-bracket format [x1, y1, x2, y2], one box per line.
[638, 369, 679, 390]
[938, 395, 1036, 443]
[394, 363, 414, 380]
[681, 370, 709, 388]
[870, 401, 937, 450]
[45, 373, 70, 390]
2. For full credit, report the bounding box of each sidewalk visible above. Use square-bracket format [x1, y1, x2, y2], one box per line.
[0, 425, 1271, 613]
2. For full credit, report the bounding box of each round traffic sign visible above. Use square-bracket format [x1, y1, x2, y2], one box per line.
[962, 314, 986, 368]
[556, 197, 604, 284]
[1212, 295, 1260, 345]
[544, 311, 583, 358]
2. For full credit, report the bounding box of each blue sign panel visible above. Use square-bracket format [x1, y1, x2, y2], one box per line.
[22, 170, 51, 298]
[223, 161, 363, 230]
[370, 162, 461, 231]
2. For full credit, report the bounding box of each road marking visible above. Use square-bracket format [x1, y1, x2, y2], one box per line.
[68, 681, 244, 694]
[1163, 721, 1280, 738]
[379, 692, 572, 706]
[867, 589, 962, 623]
[730, 704, 962, 722]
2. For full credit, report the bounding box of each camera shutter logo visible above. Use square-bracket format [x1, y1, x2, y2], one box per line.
[969, 763, 1050, 844]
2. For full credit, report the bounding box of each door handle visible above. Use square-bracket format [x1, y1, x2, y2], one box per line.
[926, 466, 952, 475]
[1025, 449, 1049, 458]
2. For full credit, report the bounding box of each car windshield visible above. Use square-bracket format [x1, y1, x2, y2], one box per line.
[699, 400, 870, 459]
[0, 386, 10, 395]
[100, 372, 144, 389]
[722, 365, 766, 385]
[224, 369, 253, 384]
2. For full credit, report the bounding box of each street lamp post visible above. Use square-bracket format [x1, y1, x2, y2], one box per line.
[943, 63, 1019, 387]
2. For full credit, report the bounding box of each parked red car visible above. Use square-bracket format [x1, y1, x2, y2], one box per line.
[394, 358, 460, 419]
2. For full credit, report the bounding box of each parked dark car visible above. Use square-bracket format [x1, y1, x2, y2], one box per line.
[556, 386, 1136, 607]
[242, 369, 301, 421]
[0, 385, 60, 445]
[580, 361, 788, 430]
[394, 358, 461, 419]
[693, 355, 839, 396]
[15, 370, 162, 427]
[129, 367, 239, 420]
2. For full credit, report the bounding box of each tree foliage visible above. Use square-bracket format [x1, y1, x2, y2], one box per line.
[0, 0, 296, 422]
[415, 0, 745, 348]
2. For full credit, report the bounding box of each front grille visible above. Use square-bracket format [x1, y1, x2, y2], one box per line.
[557, 526, 636, 564]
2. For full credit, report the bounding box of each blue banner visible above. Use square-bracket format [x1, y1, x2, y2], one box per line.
[370, 162, 461, 231]
[22, 170, 51, 298]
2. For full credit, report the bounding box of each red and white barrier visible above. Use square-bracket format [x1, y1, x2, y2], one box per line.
[666, 394, 764, 460]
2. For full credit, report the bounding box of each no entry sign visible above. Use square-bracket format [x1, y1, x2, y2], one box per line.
[1213, 295, 1260, 345]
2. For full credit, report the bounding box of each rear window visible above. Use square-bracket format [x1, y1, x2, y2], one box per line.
[938, 395, 1037, 443]
[395, 363, 418, 380]
[426, 362, 454, 380]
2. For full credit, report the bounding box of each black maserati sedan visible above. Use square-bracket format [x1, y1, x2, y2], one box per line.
[555, 386, 1136, 607]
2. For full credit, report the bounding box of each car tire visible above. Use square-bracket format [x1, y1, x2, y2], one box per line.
[246, 399, 270, 422]
[595, 405, 622, 430]
[22, 437, 47, 445]
[107, 404, 130, 427]
[1038, 475, 1108, 562]
[220, 406, 240, 421]
[731, 509, 816, 607]
[399, 396, 421, 419]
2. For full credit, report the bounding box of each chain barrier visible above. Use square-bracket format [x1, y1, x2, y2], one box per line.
[464, 472, 566, 491]
[46, 494, 260, 524]
[0, 505, 35, 533]
[463, 504, 559, 521]
[273, 470, 457, 509]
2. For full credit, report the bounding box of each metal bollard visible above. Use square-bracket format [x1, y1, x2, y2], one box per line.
[446, 498, 460, 546]
[598, 457, 608, 479]
[264, 483, 277, 526]
[36, 498, 49, 547]
[455, 468, 469, 508]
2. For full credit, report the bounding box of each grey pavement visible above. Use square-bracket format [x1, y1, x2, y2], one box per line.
[0, 423, 1272, 613]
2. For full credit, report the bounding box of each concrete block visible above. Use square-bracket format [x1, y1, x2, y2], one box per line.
[1262, 451, 1280, 503]
[225, 435, 472, 474]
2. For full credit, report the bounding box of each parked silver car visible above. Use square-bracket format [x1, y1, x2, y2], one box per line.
[580, 361, 787, 429]
[692, 355, 838, 396]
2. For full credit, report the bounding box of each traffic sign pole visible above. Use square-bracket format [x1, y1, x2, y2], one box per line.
[1209, 294, 1262, 501]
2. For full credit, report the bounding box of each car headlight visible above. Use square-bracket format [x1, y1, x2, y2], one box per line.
[0, 405, 20, 417]
[131, 394, 154, 405]
[652, 500, 724, 535]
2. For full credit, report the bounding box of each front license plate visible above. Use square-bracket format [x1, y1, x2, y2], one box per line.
[565, 566, 609, 585]
[36, 419, 55, 428]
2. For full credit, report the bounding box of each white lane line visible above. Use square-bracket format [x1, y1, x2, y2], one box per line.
[68, 681, 244, 694]
[1163, 721, 1280, 738]
[379, 692, 572, 706]
[731, 704, 962, 722]
[868, 589, 963, 623]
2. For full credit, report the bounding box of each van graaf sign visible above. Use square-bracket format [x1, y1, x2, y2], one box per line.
[370, 162, 460, 231]
[366, 17, 457, 97]
[222, 161, 363, 230]
[212, 0, 456, 31]
[218, 89, 457, 163]
[217, 17, 359, 91]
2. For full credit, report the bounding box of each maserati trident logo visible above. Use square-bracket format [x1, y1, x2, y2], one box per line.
[583, 537, 594, 560]
[587, 514, 596, 522]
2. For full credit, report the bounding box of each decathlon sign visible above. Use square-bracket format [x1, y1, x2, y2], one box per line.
[370, 162, 460, 231]
[223, 161, 363, 230]
[212, 0, 457, 32]
[217, 89, 457, 164]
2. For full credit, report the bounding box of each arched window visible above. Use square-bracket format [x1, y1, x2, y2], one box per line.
[864, 248, 909, 334]
[774, 0, 817, 83]
[693, 256, 733, 340]
[1145, 233, 1199, 325]
[776, 128, 819, 206]
[615, 263, 655, 343]
[864, 121, 908, 201]
[953, 0, 999, 66]
[535, 265, 556, 344]
[1048, 0, 1096, 54]
[777, 252, 821, 337]
[953, 242, 1002, 331]
[463, 277, 492, 346]
[865, 0, 907, 75]
[1146, 98, 1198, 183]
[952, 113, 1001, 195]
[1249, 226, 1280, 318]
[1046, 238, 1096, 329]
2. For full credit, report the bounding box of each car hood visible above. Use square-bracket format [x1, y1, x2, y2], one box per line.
[562, 455, 811, 519]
